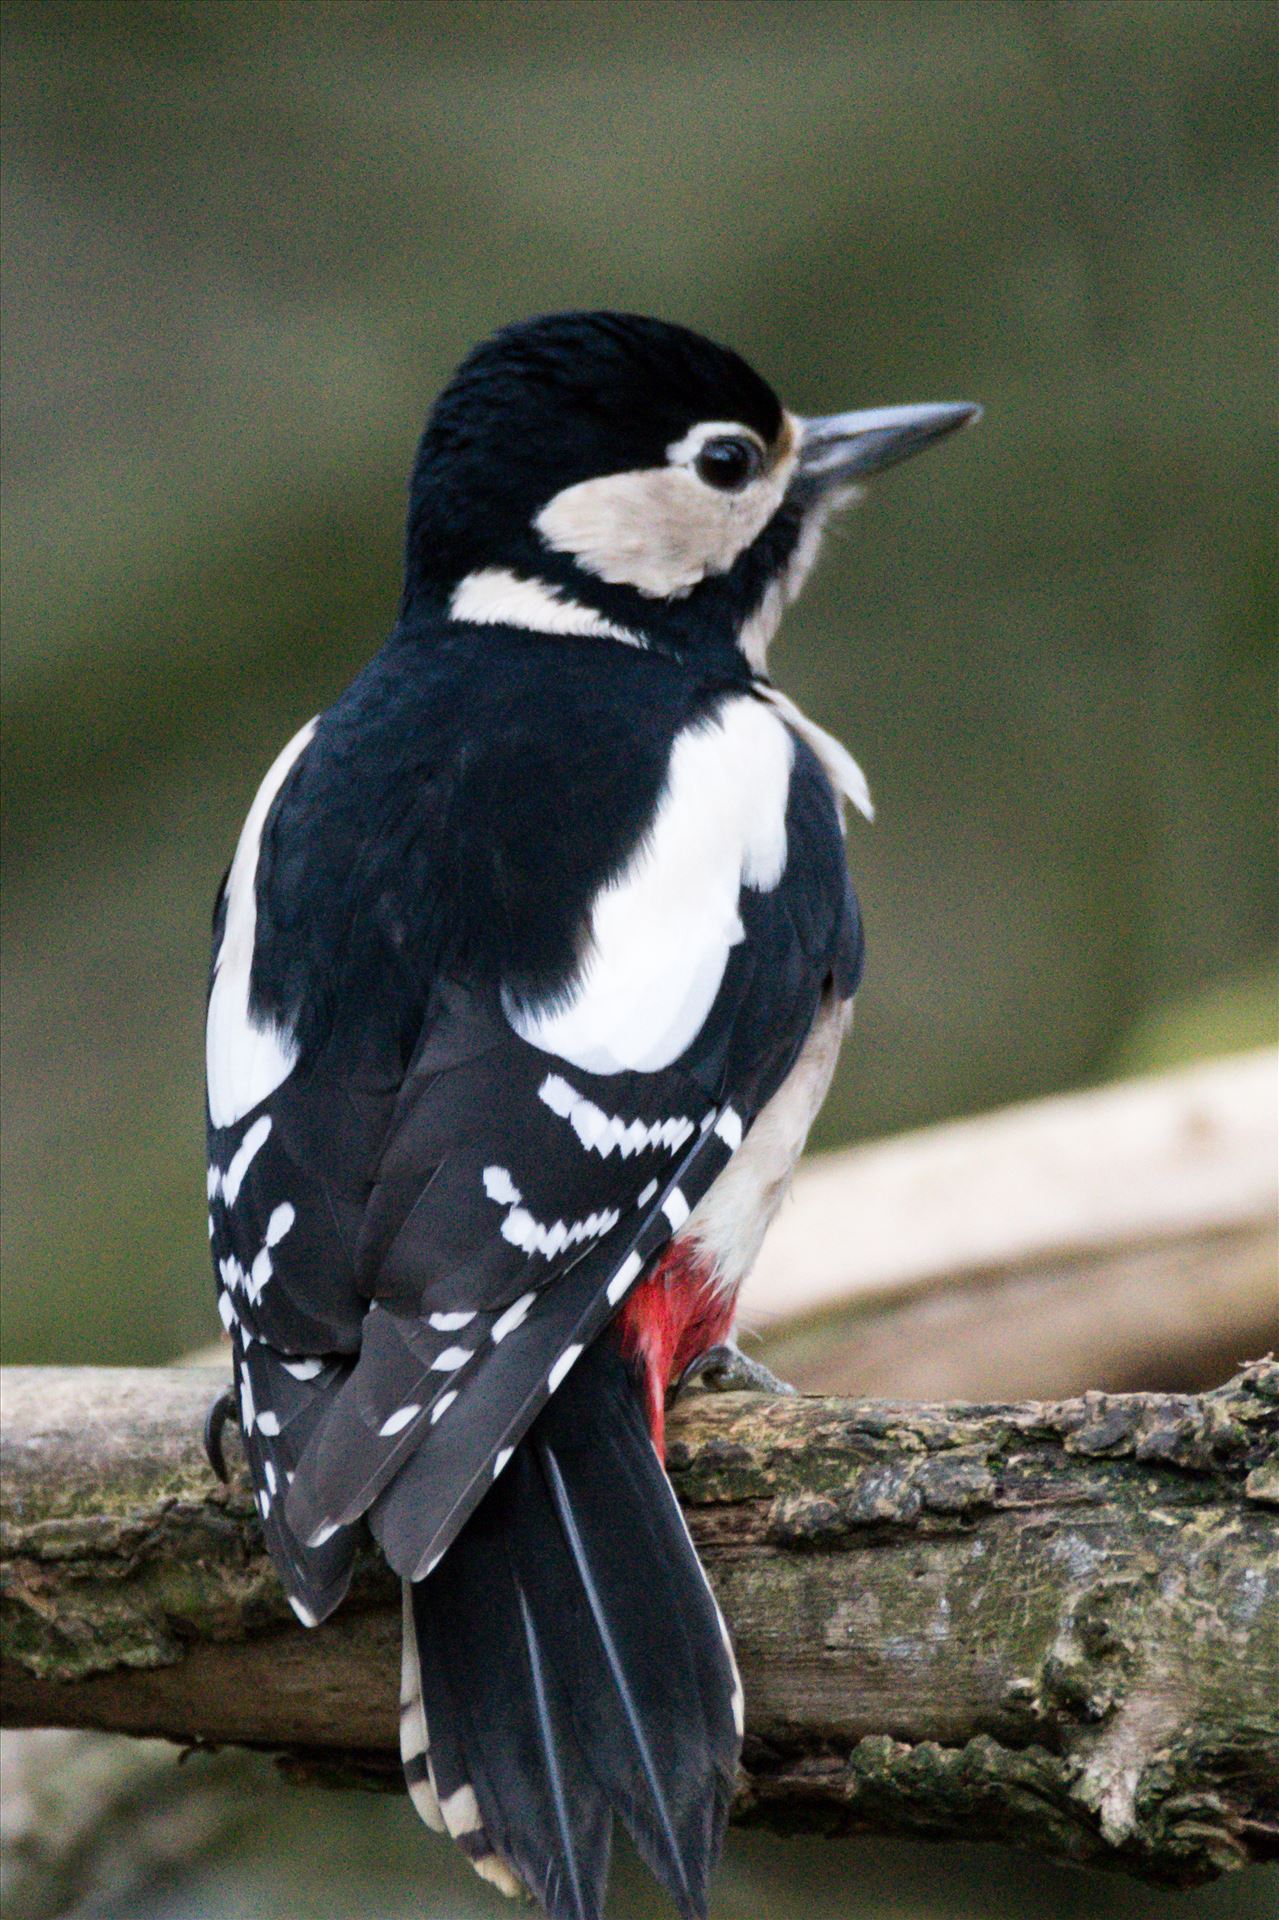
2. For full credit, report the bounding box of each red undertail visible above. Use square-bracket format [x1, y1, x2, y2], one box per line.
[616, 1240, 735, 1459]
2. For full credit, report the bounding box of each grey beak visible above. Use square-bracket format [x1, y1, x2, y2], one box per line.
[798, 401, 981, 487]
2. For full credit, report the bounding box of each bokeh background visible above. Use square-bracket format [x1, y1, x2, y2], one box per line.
[2, 3, 1275, 1918]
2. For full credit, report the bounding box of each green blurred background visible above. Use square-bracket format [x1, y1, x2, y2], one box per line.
[2, 3, 1276, 1916]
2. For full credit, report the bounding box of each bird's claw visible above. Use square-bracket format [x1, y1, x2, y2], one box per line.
[669, 1343, 797, 1404]
[203, 1385, 237, 1484]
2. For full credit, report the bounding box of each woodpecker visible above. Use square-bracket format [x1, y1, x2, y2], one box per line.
[205, 311, 977, 1919]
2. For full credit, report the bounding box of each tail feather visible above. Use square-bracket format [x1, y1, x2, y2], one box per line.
[401, 1338, 739, 1920]
[515, 1582, 600, 1919]
[520, 1364, 737, 1913]
[408, 1505, 611, 1917]
[398, 1582, 444, 1833]
[538, 1442, 686, 1884]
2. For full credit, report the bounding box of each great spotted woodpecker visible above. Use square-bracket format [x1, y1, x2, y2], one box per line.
[204, 312, 977, 1918]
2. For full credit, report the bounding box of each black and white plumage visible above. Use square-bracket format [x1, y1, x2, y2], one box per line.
[205, 311, 977, 1917]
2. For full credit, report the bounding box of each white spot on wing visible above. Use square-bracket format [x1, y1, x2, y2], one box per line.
[307, 1520, 343, 1547]
[505, 699, 792, 1073]
[714, 1107, 743, 1152]
[256, 1410, 280, 1436]
[290, 1596, 319, 1628]
[493, 1446, 514, 1478]
[431, 1346, 473, 1371]
[662, 1187, 690, 1230]
[547, 1344, 584, 1393]
[281, 1356, 323, 1381]
[208, 1115, 272, 1208]
[491, 1292, 536, 1343]
[265, 1203, 295, 1245]
[379, 1403, 421, 1437]
[482, 1165, 521, 1207]
[431, 1390, 458, 1424]
[607, 1250, 644, 1304]
[538, 1073, 577, 1118]
[429, 1310, 476, 1331]
[248, 1249, 272, 1300]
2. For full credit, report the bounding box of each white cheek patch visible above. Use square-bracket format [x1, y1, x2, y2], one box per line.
[206, 719, 316, 1130]
[535, 452, 793, 600]
[506, 696, 793, 1074]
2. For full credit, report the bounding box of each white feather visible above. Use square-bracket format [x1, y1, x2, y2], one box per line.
[206, 719, 317, 1128]
[450, 568, 645, 648]
[755, 684, 874, 822]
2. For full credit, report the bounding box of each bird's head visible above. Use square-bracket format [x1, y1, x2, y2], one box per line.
[402, 311, 978, 671]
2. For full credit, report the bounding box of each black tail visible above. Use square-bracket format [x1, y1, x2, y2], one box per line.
[400, 1338, 741, 1919]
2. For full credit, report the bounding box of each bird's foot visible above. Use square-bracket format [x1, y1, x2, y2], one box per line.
[670, 1343, 797, 1404]
[203, 1385, 238, 1484]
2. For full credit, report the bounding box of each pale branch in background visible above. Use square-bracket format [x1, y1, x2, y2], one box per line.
[746, 1050, 1278, 1400]
[3, 1363, 1276, 1888]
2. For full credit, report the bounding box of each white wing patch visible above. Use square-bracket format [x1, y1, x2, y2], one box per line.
[207, 718, 317, 1129]
[505, 697, 793, 1074]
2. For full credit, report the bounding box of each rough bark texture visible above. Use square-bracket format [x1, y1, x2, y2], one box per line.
[2, 1362, 1277, 1887]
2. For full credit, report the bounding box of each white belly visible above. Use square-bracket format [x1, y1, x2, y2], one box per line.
[682, 988, 852, 1298]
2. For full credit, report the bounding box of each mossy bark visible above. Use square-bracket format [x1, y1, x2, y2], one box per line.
[2, 1362, 1276, 1885]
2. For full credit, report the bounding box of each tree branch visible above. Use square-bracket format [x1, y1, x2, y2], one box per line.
[3, 1362, 1276, 1886]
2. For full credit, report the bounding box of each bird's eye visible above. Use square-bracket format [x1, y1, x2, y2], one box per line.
[694, 436, 762, 492]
